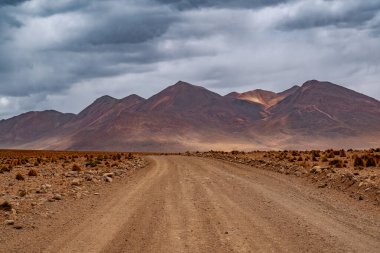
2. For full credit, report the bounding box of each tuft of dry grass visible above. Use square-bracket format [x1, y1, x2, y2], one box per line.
[127, 152, 134, 160]
[329, 159, 344, 168]
[16, 172, 25, 181]
[72, 164, 81, 171]
[363, 155, 377, 167]
[0, 165, 12, 173]
[0, 200, 12, 211]
[354, 156, 364, 167]
[28, 168, 38, 177]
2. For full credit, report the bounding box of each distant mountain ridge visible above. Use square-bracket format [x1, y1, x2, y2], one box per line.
[1, 80, 380, 151]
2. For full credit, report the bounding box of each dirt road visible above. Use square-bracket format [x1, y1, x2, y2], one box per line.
[5, 156, 380, 252]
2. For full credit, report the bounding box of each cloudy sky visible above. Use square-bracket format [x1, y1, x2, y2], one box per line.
[1, 0, 380, 119]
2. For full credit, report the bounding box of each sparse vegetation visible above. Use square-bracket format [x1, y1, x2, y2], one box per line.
[72, 164, 81, 171]
[28, 168, 38, 177]
[354, 156, 364, 167]
[329, 159, 343, 168]
[0, 165, 12, 173]
[321, 156, 328, 162]
[363, 155, 377, 167]
[231, 150, 239, 155]
[353, 155, 378, 168]
[85, 160, 98, 167]
[0, 149, 145, 226]
[0, 200, 12, 211]
[16, 172, 25, 180]
[189, 148, 380, 206]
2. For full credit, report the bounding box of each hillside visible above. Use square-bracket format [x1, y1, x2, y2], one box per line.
[0, 80, 379, 151]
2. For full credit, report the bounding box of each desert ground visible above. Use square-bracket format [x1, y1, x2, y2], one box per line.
[0, 150, 379, 252]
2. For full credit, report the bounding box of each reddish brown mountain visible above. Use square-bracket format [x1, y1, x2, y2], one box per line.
[64, 81, 263, 151]
[227, 89, 279, 107]
[226, 85, 300, 112]
[138, 81, 263, 128]
[0, 110, 75, 147]
[0, 80, 379, 151]
[266, 80, 380, 136]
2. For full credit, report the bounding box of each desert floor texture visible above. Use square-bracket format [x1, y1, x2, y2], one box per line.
[1, 152, 380, 252]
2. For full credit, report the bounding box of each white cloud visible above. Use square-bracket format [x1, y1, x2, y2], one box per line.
[0, 97, 10, 107]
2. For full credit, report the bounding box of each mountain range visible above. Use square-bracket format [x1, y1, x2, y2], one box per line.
[1, 80, 380, 151]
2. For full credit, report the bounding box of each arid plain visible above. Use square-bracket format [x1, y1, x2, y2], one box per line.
[1, 149, 379, 252]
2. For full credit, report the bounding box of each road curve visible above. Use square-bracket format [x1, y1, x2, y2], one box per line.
[44, 156, 380, 253]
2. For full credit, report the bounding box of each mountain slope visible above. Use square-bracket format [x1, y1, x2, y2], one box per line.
[0, 80, 379, 151]
[227, 89, 279, 107]
[265, 80, 380, 137]
[64, 81, 264, 151]
[137, 81, 263, 129]
[0, 110, 75, 147]
[226, 85, 300, 108]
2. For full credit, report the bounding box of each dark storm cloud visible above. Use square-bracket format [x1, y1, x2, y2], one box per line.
[80, 9, 177, 46]
[0, 0, 30, 7]
[0, 13, 22, 32]
[0, 0, 380, 119]
[279, 1, 380, 30]
[155, 0, 293, 9]
[0, 0, 177, 96]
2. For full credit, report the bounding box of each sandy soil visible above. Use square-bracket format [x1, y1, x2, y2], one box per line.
[193, 150, 380, 205]
[1, 155, 380, 252]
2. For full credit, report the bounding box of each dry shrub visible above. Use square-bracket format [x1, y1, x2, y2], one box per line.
[0, 201, 12, 211]
[28, 168, 38, 177]
[354, 155, 377, 168]
[375, 155, 380, 164]
[16, 172, 25, 181]
[127, 153, 134, 160]
[85, 160, 97, 167]
[354, 156, 364, 167]
[339, 149, 346, 157]
[363, 155, 377, 167]
[329, 159, 343, 168]
[0, 166, 12, 173]
[72, 164, 81, 171]
[311, 150, 321, 157]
